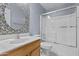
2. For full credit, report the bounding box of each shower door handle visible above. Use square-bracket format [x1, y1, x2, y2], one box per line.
[60, 26, 67, 28]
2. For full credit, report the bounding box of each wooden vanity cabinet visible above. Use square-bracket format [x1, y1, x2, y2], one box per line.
[31, 47, 40, 56]
[6, 39, 40, 56]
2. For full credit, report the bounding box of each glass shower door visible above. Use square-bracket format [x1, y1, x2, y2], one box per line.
[55, 12, 76, 47]
[41, 7, 77, 47]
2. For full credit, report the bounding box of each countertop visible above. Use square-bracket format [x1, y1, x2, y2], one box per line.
[0, 36, 40, 54]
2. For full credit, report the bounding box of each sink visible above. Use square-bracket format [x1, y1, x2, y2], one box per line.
[9, 39, 27, 44]
[0, 43, 15, 52]
[0, 36, 39, 53]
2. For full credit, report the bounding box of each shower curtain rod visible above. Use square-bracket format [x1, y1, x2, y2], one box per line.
[42, 5, 77, 16]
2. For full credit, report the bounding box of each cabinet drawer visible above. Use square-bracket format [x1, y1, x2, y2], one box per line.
[7, 48, 27, 56]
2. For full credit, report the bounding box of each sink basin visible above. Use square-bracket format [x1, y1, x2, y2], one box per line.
[0, 43, 15, 52]
[9, 39, 27, 44]
[0, 36, 39, 53]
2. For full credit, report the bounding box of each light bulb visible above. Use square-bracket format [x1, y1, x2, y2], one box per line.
[47, 15, 51, 19]
[47, 15, 54, 22]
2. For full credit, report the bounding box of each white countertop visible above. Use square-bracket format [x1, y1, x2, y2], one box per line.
[0, 36, 40, 54]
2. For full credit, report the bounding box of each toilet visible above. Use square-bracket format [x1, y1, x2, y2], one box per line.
[41, 42, 52, 49]
[41, 42, 52, 56]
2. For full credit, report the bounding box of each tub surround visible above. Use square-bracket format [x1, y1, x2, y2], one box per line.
[0, 36, 40, 56]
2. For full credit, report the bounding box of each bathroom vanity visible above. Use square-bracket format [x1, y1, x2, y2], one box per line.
[0, 36, 40, 56]
[6, 39, 40, 56]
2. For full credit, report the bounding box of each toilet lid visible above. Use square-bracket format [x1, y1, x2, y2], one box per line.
[41, 42, 52, 49]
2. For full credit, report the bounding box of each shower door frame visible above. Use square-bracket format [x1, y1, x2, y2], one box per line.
[40, 6, 78, 48]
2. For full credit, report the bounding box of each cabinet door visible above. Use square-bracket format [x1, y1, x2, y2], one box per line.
[7, 48, 27, 56]
[31, 47, 40, 56]
[7, 40, 40, 56]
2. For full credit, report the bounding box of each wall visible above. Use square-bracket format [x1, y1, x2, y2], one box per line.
[29, 3, 46, 35]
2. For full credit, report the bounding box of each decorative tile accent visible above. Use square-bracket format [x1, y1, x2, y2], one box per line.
[0, 3, 29, 35]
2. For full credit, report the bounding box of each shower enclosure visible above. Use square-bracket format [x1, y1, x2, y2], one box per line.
[40, 6, 79, 56]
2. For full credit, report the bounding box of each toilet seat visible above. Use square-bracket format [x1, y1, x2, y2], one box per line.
[41, 42, 52, 50]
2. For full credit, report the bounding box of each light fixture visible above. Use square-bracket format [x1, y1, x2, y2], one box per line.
[47, 15, 54, 22]
[47, 15, 51, 19]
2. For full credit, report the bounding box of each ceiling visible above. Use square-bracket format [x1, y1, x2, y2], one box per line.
[6, 3, 77, 18]
[40, 3, 75, 12]
[16, 3, 76, 14]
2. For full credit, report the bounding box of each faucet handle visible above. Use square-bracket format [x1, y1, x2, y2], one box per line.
[17, 34, 20, 39]
[0, 52, 8, 56]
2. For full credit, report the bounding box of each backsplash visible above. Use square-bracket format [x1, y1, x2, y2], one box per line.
[0, 33, 30, 41]
[0, 16, 16, 35]
[0, 34, 17, 41]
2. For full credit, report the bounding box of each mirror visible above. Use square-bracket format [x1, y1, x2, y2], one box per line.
[0, 3, 29, 35]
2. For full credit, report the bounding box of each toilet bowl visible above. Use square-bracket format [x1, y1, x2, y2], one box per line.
[41, 42, 52, 49]
[41, 42, 52, 56]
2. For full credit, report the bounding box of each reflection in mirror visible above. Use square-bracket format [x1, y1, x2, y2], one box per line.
[0, 3, 29, 35]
